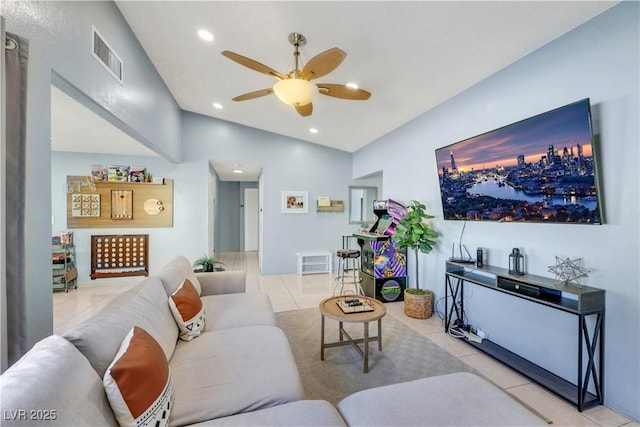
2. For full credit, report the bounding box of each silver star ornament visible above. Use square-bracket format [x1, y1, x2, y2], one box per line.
[548, 256, 590, 287]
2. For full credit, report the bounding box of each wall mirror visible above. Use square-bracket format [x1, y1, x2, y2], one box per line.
[349, 186, 378, 224]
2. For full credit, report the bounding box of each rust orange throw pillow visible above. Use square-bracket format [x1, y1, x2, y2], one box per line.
[168, 279, 206, 341]
[103, 326, 173, 427]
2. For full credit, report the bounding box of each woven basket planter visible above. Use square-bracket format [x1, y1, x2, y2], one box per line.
[403, 289, 433, 319]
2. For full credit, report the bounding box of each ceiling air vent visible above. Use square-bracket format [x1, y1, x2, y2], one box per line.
[92, 27, 123, 83]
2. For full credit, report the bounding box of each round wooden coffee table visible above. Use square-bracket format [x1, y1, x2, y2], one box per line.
[319, 296, 386, 373]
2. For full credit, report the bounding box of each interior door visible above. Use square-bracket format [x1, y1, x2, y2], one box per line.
[244, 187, 258, 251]
[208, 170, 216, 256]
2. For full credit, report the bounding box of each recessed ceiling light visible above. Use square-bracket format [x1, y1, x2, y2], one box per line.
[346, 83, 359, 90]
[198, 29, 214, 42]
[212, 102, 223, 109]
[309, 128, 319, 134]
[232, 169, 244, 174]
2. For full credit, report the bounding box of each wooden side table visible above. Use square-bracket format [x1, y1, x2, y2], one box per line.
[319, 296, 386, 373]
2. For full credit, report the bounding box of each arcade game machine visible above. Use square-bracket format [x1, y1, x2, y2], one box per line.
[353, 199, 407, 302]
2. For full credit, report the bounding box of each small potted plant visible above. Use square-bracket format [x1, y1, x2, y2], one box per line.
[193, 255, 225, 273]
[393, 200, 439, 319]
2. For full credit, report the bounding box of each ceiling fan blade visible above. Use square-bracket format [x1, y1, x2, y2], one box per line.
[301, 48, 346, 80]
[295, 103, 313, 117]
[232, 88, 274, 102]
[221, 51, 285, 80]
[316, 84, 371, 100]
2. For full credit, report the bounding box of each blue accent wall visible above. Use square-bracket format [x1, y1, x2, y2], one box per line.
[218, 181, 242, 251]
[215, 181, 259, 252]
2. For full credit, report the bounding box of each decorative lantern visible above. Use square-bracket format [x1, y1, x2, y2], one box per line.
[508, 248, 525, 275]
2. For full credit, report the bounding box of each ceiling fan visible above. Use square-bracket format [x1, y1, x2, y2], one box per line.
[221, 33, 371, 117]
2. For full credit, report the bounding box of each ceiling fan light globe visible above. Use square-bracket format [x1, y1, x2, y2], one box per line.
[273, 78, 315, 106]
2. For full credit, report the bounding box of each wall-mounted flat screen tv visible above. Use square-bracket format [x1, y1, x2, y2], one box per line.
[435, 98, 603, 224]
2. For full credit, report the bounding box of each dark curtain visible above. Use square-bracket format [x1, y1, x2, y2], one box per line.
[5, 32, 28, 366]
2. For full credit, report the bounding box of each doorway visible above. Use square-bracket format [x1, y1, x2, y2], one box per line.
[244, 187, 258, 251]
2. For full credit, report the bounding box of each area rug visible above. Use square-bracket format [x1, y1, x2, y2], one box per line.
[275, 307, 476, 405]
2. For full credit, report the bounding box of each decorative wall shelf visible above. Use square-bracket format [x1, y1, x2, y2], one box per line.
[317, 200, 344, 212]
[66, 176, 173, 228]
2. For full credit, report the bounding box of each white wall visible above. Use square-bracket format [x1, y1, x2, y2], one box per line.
[50, 152, 185, 285]
[353, 3, 639, 420]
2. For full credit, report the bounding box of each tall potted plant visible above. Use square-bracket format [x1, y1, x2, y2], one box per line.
[393, 200, 439, 319]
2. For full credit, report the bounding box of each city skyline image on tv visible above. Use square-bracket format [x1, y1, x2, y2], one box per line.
[435, 98, 603, 224]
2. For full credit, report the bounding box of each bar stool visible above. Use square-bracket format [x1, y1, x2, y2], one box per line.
[333, 248, 364, 296]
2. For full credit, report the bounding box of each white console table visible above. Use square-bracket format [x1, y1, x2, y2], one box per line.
[296, 251, 332, 275]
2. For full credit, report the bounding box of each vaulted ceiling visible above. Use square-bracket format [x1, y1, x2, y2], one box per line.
[114, 1, 616, 153]
[52, 1, 617, 181]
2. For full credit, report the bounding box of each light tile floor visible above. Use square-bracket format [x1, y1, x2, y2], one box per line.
[53, 251, 636, 427]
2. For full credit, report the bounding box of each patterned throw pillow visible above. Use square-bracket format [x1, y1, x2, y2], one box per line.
[103, 326, 173, 427]
[168, 279, 206, 341]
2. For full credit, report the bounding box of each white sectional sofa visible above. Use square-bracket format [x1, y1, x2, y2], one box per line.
[1, 256, 344, 426]
[0, 256, 547, 426]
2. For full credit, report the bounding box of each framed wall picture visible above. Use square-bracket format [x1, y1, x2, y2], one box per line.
[282, 191, 308, 214]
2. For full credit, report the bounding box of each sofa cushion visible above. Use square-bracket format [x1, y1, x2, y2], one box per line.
[0, 335, 117, 426]
[196, 270, 246, 295]
[63, 276, 179, 377]
[104, 326, 173, 427]
[337, 372, 547, 426]
[187, 400, 347, 426]
[201, 292, 276, 332]
[169, 278, 206, 341]
[168, 325, 304, 426]
[156, 255, 202, 296]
